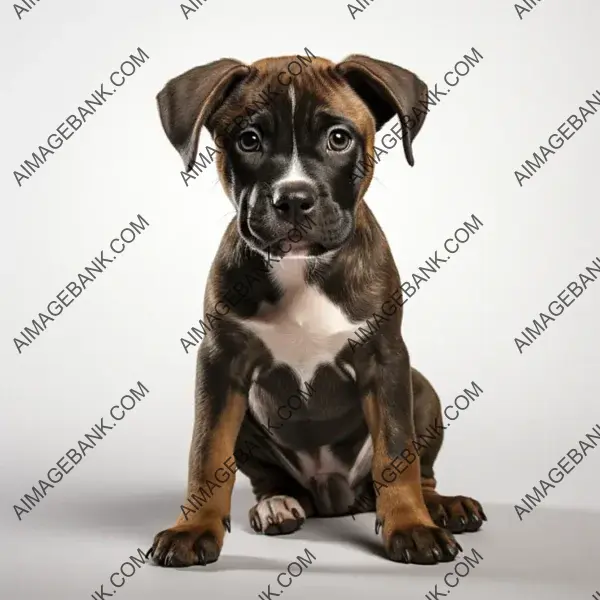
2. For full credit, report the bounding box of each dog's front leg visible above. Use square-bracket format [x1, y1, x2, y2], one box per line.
[362, 343, 461, 565]
[148, 345, 248, 567]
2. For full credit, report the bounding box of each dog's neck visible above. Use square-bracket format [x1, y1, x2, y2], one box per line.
[215, 201, 396, 322]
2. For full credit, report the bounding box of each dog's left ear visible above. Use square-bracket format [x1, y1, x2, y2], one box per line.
[157, 59, 250, 171]
[335, 55, 428, 167]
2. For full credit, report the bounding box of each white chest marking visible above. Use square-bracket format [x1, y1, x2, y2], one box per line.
[243, 259, 362, 382]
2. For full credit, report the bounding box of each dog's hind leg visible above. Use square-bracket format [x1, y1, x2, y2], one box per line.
[246, 466, 315, 536]
[413, 368, 487, 534]
[235, 416, 316, 536]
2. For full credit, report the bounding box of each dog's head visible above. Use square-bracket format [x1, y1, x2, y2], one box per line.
[157, 54, 428, 257]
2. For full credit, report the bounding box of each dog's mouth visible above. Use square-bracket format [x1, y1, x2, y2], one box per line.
[237, 187, 352, 259]
[268, 239, 329, 259]
[240, 220, 331, 258]
[242, 216, 348, 259]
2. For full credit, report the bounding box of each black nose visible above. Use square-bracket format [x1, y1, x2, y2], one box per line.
[273, 182, 316, 222]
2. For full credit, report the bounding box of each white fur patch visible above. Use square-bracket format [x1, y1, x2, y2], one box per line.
[241, 260, 374, 489]
[273, 87, 313, 198]
[243, 259, 363, 383]
[250, 495, 306, 530]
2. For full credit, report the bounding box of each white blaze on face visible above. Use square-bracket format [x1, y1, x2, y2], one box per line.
[273, 86, 313, 197]
[271, 85, 318, 260]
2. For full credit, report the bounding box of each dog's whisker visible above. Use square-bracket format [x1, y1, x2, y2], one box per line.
[216, 209, 237, 225]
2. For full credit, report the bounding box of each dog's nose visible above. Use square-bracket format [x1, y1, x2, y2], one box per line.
[273, 182, 316, 222]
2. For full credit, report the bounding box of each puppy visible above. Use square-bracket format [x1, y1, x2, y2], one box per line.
[148, 53, 486, 567]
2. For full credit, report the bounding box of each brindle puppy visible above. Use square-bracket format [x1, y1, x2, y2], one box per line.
[148, 54, 486, 567]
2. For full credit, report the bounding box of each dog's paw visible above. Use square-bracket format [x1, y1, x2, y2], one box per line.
[381, 523, 462, 565]
[249, 495, 305, 535]
[147, 525, 223, 567]
[426, 495, 487, 534]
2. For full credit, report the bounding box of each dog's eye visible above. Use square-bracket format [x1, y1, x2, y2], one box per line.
[238, 129, 262, 153]
[327, 128, 352, 152]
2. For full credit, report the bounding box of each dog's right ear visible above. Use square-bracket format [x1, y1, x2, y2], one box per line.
[156, 59, 250, 171]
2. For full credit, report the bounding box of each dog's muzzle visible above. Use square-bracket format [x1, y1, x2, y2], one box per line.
[242, 182, 354, 256]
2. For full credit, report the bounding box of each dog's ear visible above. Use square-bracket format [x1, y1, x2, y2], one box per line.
[156, 59, 250, 171]
[335, 55, 428, 167]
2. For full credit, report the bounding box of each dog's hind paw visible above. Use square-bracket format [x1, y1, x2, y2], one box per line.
[249, 495, 305, 535]
[425, 494, 487, 534]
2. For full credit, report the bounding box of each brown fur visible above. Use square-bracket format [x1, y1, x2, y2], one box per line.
[149, 390, 246, 566]
[362, 393, 434, 535]
[150, 53, 485, 568]
[211, 56, 377, 201]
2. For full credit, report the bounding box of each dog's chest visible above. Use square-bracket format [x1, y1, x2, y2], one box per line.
[244, 260, 356, 382]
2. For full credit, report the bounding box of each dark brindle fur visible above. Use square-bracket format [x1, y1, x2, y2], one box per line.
[148, 54, 486, 568]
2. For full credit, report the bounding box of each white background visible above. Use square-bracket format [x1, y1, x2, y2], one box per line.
[1, 0, 599, 599]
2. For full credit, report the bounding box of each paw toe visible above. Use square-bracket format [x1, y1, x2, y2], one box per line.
[386, 525, 460, 565]
[249, 495, 305, 536]
[149, 528, 221, 568]
[428, 495, 486, 534]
